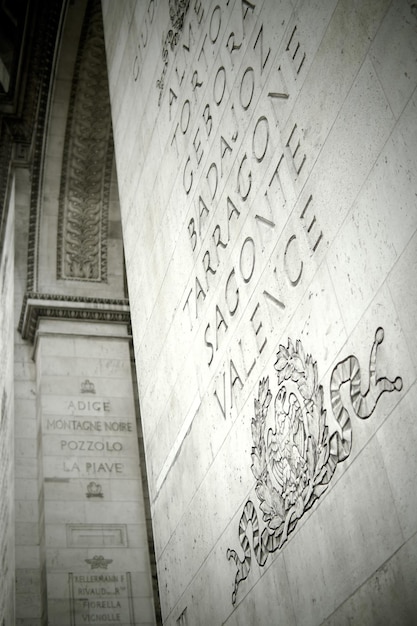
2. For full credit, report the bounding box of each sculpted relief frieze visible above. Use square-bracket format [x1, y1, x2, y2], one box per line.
[57, 0, 113, 282]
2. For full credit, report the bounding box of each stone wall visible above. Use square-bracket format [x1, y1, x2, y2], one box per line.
[35, 320, 156, 626]
[0, 178, 15, 625]
[14, 167, 48, 626]
[102, 1, 417, 624]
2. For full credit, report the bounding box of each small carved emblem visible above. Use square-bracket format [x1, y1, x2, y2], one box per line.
[169, 0, 190, 32]
[86, 481, 103, 498]
[85, 555, 113, 570]
[81, 379, 95, 394]
[156, 0, 190, 104]
[227, 328, 402, 604]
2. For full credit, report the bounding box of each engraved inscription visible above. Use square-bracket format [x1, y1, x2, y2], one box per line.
[69, 572, 135, 625]
[164, 4, 326, 420]
[85, 555, 113, 570]
[44, 384, 133, 477]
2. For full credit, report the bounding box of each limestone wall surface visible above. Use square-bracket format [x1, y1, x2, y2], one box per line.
[0, 179, 15, 625]
[36, 0, 126, 300]
[102, 1, 417, 624]
[14, 167, 48, 626]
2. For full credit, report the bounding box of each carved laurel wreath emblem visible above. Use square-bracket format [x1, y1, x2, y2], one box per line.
[227, 328, 402, 605]
[251, 339, 330, 543]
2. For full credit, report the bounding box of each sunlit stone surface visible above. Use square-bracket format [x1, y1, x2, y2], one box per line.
[102, 1, 417, 624]
[1, 1, 416, 624]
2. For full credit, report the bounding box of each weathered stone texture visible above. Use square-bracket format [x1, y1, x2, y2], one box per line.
[0, 180, 15, 625]
[103, 0, 417, 624]
[35, 322, 156, 625]
[14, 167, 47, 626]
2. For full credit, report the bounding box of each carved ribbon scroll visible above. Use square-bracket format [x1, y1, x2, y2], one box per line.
[227, 328, 402, 604]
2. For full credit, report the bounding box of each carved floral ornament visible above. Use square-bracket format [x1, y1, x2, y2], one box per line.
[227, 327, 402, 605]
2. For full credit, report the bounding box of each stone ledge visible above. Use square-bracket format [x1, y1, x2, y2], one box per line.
[18, 292, 130, 342]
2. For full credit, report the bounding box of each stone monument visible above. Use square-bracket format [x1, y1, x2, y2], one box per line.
[0, 0, 416, 624]
[102, 0, 417, 624]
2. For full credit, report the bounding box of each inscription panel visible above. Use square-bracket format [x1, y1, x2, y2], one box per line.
[133, 0, 331, 438]
[42, 387, 138, 481]
[69, 571, 134, 625]
[102, 0, 417, 623]
[67, 524, 128, 548]
[37, 333, 156, 625]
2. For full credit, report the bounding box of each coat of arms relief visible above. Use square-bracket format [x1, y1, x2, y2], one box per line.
[227, 327, 403, 605]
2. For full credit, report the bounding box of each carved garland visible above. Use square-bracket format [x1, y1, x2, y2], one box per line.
[227, 328, 403, 605]
[57, 0, 113, 282]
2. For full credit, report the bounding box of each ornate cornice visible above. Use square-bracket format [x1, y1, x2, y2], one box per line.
[57, 0, 113, 282]
[19, 292, 130, 343]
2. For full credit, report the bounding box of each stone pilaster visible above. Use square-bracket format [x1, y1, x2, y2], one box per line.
[34, 319, 156, 626]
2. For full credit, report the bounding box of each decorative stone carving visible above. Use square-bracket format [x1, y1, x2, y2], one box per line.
[85, 555, 113, 570]
[156, 0, 190, 105]
[67, 524, 128, 547]
[57, 0, 113, 281]
[227, 328, 403, 605]
[169, 0, 190, 32]
[86, 482, 103, 498]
